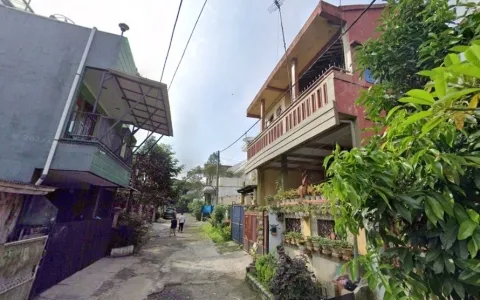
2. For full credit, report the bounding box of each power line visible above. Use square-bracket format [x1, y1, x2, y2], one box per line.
[160, 0, 184, 82]
[168, 0, 208, 90]
[218, 0, 377, 152]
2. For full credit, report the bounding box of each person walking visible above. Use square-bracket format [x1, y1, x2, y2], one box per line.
[178, 213, 186, 233]
[170, 214, 177, 237]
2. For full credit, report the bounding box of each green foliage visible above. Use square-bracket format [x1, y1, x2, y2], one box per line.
[270, 248, 323, 300]
[212, 205, 227, 226]
[201, 223, 231, 244]
[188, 199, 203, 221]
[132, 139, 183, 207]
[321, 41, 480, 299]
[356, 0, 480, 121]
[255, 254, 277, 287]
[114, 212, 151, 249]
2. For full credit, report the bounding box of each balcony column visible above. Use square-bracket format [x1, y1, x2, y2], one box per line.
[281, 154, 288, 190]
[260, 99, 265, 131]
[290, 58, 298, 101]
[257, 168, 264, 205]
[93, 71, 107, 113]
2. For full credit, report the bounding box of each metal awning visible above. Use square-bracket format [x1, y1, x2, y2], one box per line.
[84, 68, 174, 137]
[0, 180, 55, 195]
[237, 185, 257, 194]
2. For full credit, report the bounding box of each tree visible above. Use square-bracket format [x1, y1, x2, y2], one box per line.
[321, 19, 480, 300]
[203, 152, 235, 185]
[132, 138, 183, 210]
[356, 0, 479, 121]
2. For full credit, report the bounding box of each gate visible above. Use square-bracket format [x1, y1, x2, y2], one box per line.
[243, 210, 268, 255]
[231, 205, 244, 245]
[0, 236, 47, 300]
[31, 219, 112, 296]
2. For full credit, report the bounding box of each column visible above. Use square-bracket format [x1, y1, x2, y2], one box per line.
[256, 168, 264, 205]
[260, 99, 265, 131]
[281, 154, 288, 190]
[290, 58, 298, 101]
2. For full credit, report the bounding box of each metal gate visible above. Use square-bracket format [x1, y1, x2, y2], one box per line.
[231, 205, 244, 245]
[30, 219, 112, 296]
[243, 210, 268, 255]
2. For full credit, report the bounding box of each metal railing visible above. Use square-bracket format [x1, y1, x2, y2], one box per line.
[63, 111, 133, 165]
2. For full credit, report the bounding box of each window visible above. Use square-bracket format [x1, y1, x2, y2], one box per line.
[276, 106, 282, 118]
[317, 219, 337, 239]
[286, 218, 301, 233]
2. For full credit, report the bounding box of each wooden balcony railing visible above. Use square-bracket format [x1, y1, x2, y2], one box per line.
[63, 111, 133, 165]
[247, 68, 337, 160]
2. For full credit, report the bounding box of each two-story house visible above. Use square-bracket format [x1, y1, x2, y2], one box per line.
[0, 6, 173, 297]
[242, 1, 384, 296]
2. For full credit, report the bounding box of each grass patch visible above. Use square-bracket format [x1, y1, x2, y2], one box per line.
[200, 223, 231, 244]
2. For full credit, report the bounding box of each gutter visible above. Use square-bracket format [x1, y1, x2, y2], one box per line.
[35, 27, 97, 186]
[340, 119, 361, 282]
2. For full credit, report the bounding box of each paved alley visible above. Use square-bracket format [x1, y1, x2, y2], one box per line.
[36, 215, 258, 300]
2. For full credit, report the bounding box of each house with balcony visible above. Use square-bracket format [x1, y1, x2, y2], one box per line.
[0, 6, 173, 297]
[243, 1, 385, 297]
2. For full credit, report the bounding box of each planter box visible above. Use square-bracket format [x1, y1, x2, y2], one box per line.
[110, 245, 134, 257]
[245, 273, 275, 300]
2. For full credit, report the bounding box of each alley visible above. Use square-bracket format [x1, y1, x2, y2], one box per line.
[36, 215, 258, 300]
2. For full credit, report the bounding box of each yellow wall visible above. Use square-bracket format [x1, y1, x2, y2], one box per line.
[357, 229, 367, 255]
[301, 217, 312, 237]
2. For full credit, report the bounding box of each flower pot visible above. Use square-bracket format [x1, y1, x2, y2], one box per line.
[315, 195, 322, 200]
[331, 248, 342, 258]
[342, 249, 353, 260]
[272, 232, 277, 236]
[298, 245, 306, 252]
[322, 247, 332, 255]
[313, 245, 320, 252]
[306, 245, 313, 251]
[248, 263, 256, 274]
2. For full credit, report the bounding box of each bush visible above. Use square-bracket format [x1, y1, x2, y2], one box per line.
[188, 199, 203, 221]
[270, 246, 323, 300]
[212, 205, 227, 226]
[255, 253, 277, 287]
[110, 212, 151, 250]
[201, 223, 231, 244]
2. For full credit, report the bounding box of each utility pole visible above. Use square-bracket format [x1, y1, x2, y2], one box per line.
[215, 150, 220, 206]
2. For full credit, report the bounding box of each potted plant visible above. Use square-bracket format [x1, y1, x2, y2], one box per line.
[312, 237, 320, 252]
[305, 237, 314, 251]
[270, 224, 278, 236]
[248, 243, 259, 273]
[294, 233, 304, 247]
[298, 239, 307, 252]
[331, 240, 342, 258]
[340, 240, 354, 260]
[322, 239, 333, 255]
[265, 195, 276, 206]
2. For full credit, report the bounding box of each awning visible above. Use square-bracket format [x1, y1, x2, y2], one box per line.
[237, 185, 257, 194]
[84, 68, 173, 137]
[0, 180, 55, 195]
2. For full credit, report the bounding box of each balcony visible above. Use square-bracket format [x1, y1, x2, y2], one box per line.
[245, 68, 356, 173]
[63, 111, 134, 166]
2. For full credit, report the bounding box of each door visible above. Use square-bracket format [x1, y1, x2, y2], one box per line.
[231, 205, 244, 245]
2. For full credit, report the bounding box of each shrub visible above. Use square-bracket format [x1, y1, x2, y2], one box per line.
[110, 212, 151, 250]
[212, 205, 227, 225]
[188, 199, 203, 221]
[201, 223, 231, 244]
[255, 253, 277, 287]
[270, 246, 323, 300]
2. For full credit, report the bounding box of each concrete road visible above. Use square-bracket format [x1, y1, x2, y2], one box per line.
[36, 215, 258, 300]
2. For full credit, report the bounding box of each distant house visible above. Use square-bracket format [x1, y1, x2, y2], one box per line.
[0, 6, 173, 298]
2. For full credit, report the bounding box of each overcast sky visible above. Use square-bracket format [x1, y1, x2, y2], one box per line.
[34, 0, 371, 172]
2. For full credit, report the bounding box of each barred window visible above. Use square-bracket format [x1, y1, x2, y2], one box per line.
[317, 219, 336, 239]
[285, 218, 301, 233]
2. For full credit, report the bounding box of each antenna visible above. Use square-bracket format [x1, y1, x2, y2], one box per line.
[268, 0, 286, 13]
[268, 0, 292, 93]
